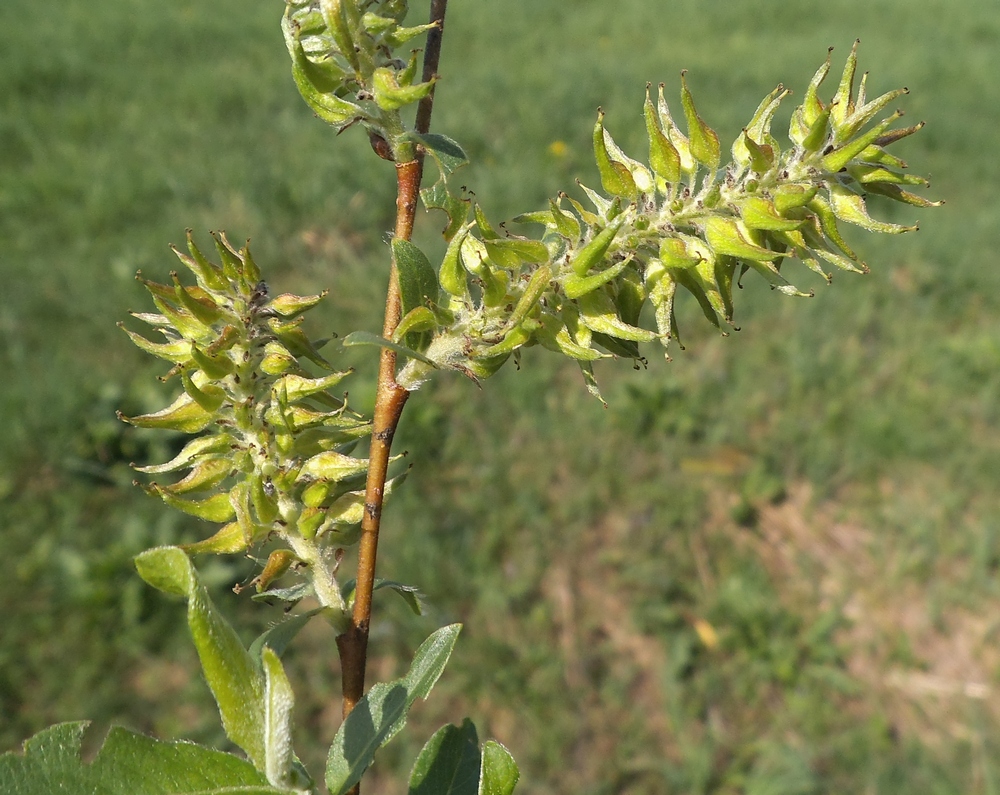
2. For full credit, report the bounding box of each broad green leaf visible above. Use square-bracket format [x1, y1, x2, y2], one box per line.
[393, 239, 440, 315]
[0, 722, 287, 795]
[325, 624, 462, 795]
[480, 741, 519, 795]
[384, 238, 440, 350]
[408, 720, 481, 795]
[134, 547, 267, 773]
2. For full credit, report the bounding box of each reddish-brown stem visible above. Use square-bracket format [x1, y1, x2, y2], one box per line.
[336, 0, 449, 733]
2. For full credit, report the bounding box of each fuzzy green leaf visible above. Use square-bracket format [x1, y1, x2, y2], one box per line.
[0, 722, 288, 795]
[134, 547, 267, 773]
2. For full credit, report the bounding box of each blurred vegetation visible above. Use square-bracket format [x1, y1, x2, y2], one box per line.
[2, 0, 1000, 793]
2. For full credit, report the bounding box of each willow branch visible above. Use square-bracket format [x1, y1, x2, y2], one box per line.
[337, 0, 450, 727]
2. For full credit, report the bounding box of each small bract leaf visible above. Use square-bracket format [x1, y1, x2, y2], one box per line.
[373, 67, 436, 111]
[134, 434, 232, 474]
[159, 457, 232, 495]
[394, 306, 439, 343]
[704, 217, 780, 262]
[829, 184, 916, 233]
[740, 197, 804, 232]
[593, 110, 637, 201]
[247, 607, 323, 662]
[680, 71, 720, 170]
[342, 330, 438, 367]
[148, 485, 237, 523]
[180, 522, 249, 555]
[267, 291, 328, 318]
[118, 393, 214, 434]
[298, 451, 370, 482]
[645, 84, 681, 187]
[411, 132, 470, 240]
[577, 290, 657, 343]
[273, 371, 353, 403]
[568, 220, 624, 277]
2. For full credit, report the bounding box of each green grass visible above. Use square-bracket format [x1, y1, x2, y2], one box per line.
[3, 1, 1000, 792]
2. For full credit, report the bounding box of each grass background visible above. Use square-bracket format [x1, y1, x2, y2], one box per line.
[2, 0, 1000, 792]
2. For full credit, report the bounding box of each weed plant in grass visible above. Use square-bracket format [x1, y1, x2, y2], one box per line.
[2, 0, 999, 793]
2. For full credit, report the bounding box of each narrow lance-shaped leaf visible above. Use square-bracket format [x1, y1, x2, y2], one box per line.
[134, 547, 267, 773]
[261, 647, 304, 791]
[326, 624, 463, 795]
